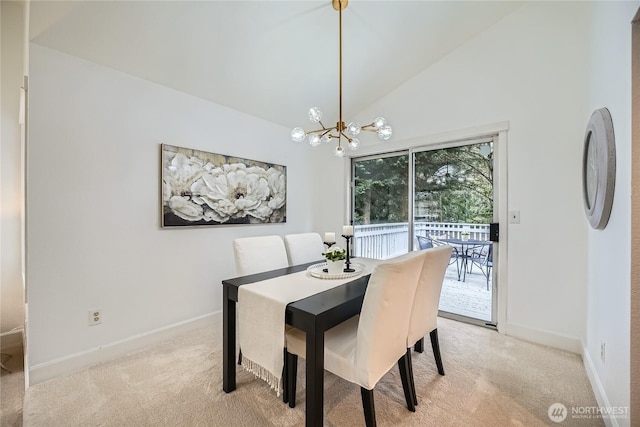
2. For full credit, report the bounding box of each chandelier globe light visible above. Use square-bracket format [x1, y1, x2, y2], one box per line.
[291, 0, 392, 157]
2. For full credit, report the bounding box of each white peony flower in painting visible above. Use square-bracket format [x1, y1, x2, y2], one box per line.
[162, 152, 207, 221]
[191, 164, 274, 222]
[161, 145, 286, 227]
[167, 195, 204, 222]
[163, 152, 205, 203]
[262, 167, 287, 223]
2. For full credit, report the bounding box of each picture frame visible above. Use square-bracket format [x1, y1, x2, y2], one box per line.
[161, 144, 286, 227]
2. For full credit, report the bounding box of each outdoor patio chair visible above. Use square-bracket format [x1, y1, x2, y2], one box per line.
[416, 236, 434, 249]
[420, 235, 460, 267]
[467, 244, 493, 290]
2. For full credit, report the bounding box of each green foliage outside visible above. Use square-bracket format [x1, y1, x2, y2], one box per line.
[353, 156, 409, 225]
[353, 144, 493, 225]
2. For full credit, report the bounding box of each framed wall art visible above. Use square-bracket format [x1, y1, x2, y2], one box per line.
[161, 144, 286, 227]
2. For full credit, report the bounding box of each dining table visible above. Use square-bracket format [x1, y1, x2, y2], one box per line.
[438, 238, 491, 281]
[222, 260, 377, 427]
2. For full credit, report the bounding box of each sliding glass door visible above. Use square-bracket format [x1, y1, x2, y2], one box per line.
[413, 141, 495, 323]
[352, 139, 496, 325]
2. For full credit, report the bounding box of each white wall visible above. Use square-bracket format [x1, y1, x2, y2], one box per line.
[1, 1, 26, 338]
[308, 147, 354, 242]
[584, 2, 637, 425]
[27, 44, 315, 382]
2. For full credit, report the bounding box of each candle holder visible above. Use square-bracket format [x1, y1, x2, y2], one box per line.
[341, 235, 355, 272]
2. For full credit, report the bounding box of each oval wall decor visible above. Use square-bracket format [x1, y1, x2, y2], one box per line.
[582, 108, 616, 229]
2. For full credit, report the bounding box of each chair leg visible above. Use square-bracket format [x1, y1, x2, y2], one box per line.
[406, 349, 418, 406]
[360, 387, 377, 427]
[430, 329, 445, 376]
[282, 349, 288, 403]
[486, 265, 491, 290]
[414, 337, 424, 353]
[397, 351, 416, 412]
[287, 352, 298, 408]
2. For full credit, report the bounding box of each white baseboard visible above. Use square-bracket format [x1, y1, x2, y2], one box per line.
[29, 311, 220, 386]
[582, 347, 618, 427]
[504, 322, 583, 354]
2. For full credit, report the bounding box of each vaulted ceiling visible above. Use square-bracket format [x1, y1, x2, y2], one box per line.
[29, 1, 523, 129]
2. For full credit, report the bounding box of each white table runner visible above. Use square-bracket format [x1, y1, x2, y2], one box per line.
[238, 258, 378, 396]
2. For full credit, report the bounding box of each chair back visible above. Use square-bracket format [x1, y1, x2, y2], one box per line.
[353, 253, 424, 389]
[232, 235, 289, 276]
[284, 233, 325, 266]
[407, 245, 453, 346]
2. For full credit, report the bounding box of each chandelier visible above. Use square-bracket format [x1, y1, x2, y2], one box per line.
[290, 0, 392, 157]
[425, 164, 474, 186]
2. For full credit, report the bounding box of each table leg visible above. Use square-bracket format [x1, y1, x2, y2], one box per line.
[460, 244, 469, 282]
[305, 327, 324, 427]
[223, 285, 236, 393]
[455, 254, 463, 281]
[462, 254, 468, 282]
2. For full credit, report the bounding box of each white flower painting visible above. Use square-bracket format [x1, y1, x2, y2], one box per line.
[161, 144, 286, 227]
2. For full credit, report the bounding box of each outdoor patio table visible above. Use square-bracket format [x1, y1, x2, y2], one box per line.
[438, 238, 491, 281]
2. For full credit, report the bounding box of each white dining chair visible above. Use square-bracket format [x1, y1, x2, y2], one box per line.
[406, 245, 452, 406]
[232, 235, 289, 277]
[283, 233, 325, 266]
[284, 253, 425, 426]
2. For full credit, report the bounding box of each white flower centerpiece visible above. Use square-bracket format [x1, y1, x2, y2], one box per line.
[323, 246, 346, 275]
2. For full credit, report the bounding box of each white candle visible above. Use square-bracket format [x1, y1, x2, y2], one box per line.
[324, 232, 336, 243]
[342, 225, 354, 236]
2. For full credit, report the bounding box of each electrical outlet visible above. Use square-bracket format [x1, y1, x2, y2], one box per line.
[600, 342, 606, 363]
[89, 309, 102, 326]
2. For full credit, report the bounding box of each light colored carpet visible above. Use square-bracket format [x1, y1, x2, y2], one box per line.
[21, 315, 602, 426]
[0, 344, 24, 427]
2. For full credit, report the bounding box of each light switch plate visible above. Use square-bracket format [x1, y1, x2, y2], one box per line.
[509, 211, 520, 224]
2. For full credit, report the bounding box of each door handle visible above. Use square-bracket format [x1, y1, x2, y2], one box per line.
[489, 223, 499, 242]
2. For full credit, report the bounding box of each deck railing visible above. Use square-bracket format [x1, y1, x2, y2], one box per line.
[354, 222, 490, 259]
